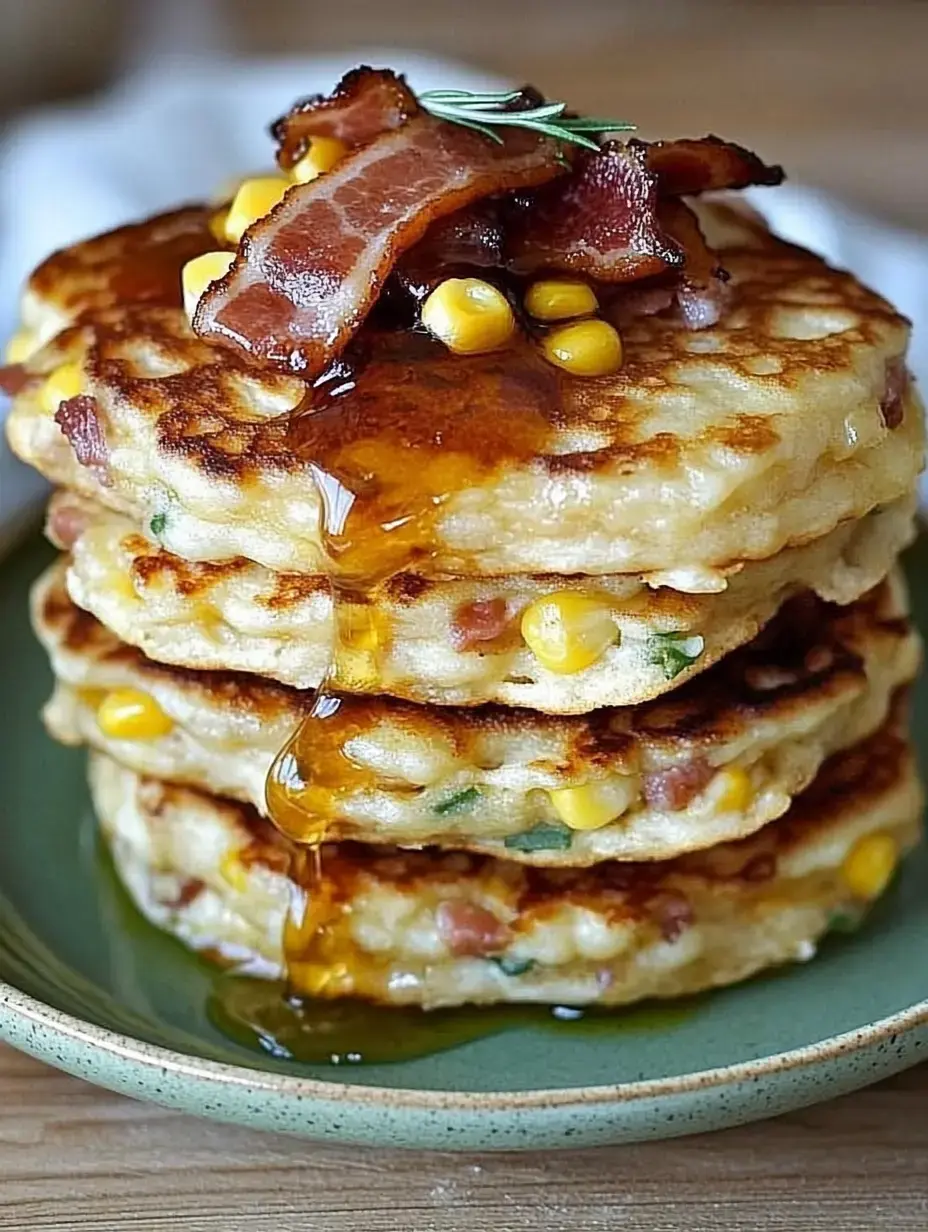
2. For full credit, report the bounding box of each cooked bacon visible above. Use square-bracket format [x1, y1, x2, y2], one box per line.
[392, 203, 505, 302]
[0, 363, 34, 395]
[449, 597, 510, 652]
[46, 496, 90, 550]
[54, 394, 111, 486]
[649, 891, 694, 942]
[273, 66, 417, 169]
[645, 136, 784, 196]
[195, 117, 564, 377]
[642, 757, 713, 811]
[739, 854, 777, 883]
[605, 281, 677, 327]
[659, 198, 731, 329]
[436, 900, 510, 957]
[880, 357, 908, 429]
[506, 142, 682, 282]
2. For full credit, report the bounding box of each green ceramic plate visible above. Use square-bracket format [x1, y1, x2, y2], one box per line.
[0, 530, 926, 1150]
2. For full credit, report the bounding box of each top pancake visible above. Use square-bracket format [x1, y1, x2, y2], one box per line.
[4, 201, 921, 583]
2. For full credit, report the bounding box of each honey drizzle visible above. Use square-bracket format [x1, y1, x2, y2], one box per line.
[266, 328, 573, 994]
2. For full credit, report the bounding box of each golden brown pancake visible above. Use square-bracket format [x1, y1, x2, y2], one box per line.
[88, 719, 923, 1008]
[5, 202, 922, 585]
[45, 491, 916, 711]
[38, 561, 920, 865]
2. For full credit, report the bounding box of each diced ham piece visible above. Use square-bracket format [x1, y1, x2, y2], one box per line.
[649, 891, 694, 942]
[46, 496, 90, 550]
[54, 394, 111, 486]
[273, 66, 417, 169]
[436, 900, 510, 956]
[658, 198, 731, 329]
[642, 757, 713, 811]
[449, 598, 510, 652]
[880, 357, 908, 429]
[0, 363, 34, 395]
[196, 103, 563, 377]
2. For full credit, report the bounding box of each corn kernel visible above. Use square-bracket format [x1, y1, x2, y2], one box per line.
[97, 688, 173, 740]
[182, 251, 235, 319]
[219, 849, 249, 894]
[39, 362, 83, 415]
[549, 776, 637, 831]
[290, 136, 349, 183]
[224, 176, 291, 244]
[209, 208, 230, 244]
[842, 832, 898, 900]
[421, 277, 515, 355]
[525, 279, 598, 322]
[714, 767, 753, 813]
[541, 319, 623, 377]
[4, 329, 38, 365]
[520, 591, 617, 674]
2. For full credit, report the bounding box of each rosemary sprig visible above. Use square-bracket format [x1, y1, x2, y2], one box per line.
[417, 88, 634, 152]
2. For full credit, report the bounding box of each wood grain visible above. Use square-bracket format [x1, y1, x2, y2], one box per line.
[0, 1045, 926, 1230]
[3, 2, 928, 1227]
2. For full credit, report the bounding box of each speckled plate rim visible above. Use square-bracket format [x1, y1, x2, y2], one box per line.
[1, 974, 926, 1148]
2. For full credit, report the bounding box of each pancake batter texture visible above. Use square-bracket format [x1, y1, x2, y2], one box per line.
[5, 66, 924, 1016]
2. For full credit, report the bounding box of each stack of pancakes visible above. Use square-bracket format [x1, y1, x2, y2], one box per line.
[5, 195, 925, 1010]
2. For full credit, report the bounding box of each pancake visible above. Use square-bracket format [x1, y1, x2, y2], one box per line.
[88, 720, 923, 1008]
[46, 491, 916, 710]
[39, 562, 920, 865]
[5, 202, 922, 585]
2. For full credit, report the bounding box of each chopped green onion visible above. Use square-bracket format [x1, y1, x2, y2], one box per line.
[149, 512, 167, 537]
[504, 821, 573, 853]
[490, 955, 536, 977]
[648, 632, 705, 681]
[434, 786, 481, 816]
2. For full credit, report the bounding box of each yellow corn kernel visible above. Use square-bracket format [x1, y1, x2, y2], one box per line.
[209, 208, 230, 244]
[421, 277, 515, 355]
[714, 767, 753, 813]
[38, 362, 83, 415]
[181, 251, 235, 319]
[219, 849, 249, 894]
[97, 688, 173, 740]
[4, 329, 38, 365]
[520, 591, 617, 674]
[842, 832, 898, 900]
[548, 776, 636, 831]
[541, 319, 623, 377]
[225, 176, 291, 244]
[289, 136, 349, 184]
[524, 279, 598, 322]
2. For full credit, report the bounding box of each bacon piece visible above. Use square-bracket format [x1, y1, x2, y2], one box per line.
[46, 496, 90, 550]
[642, 757, 713, 811]
[392, 202, 505, 302]
[880, 357, 908, 429]
[740, 854, 777, 883]
[449, 597, 510, 652]
[273, 66, 417, 169]
[53, 394, 111, 486]
[506, 142, 682, 282]
[659, 198, 731, 329]
[0, 363, 34, 395]
[196, 118, 563, 378]
[436, 900, 510, 957]
[645, 136, 784, 196]
[649, 891, 694, 942]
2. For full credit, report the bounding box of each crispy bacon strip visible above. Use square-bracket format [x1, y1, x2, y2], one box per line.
[272, 66, 417, 169]
[392, 202, 505, 302]
[195, 116, 564, 377]
[645, 136, 784, 196]
[54, 394, 111, 486]
[506, 142, 682, 282]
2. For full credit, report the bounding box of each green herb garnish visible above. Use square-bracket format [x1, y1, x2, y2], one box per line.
[504, 821, 573, 853]
[490, 955, 536, 977]
[149, 512, 167, 537]
[648, 632, 705, 681]
[434, 786, 481, 816]
[417, 89, 633, 152]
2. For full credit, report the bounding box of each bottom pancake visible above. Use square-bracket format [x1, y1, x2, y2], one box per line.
[90, 719, 922, 1009]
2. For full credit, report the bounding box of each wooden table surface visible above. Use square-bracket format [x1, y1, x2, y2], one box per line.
[3, 2, 928, 1228]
